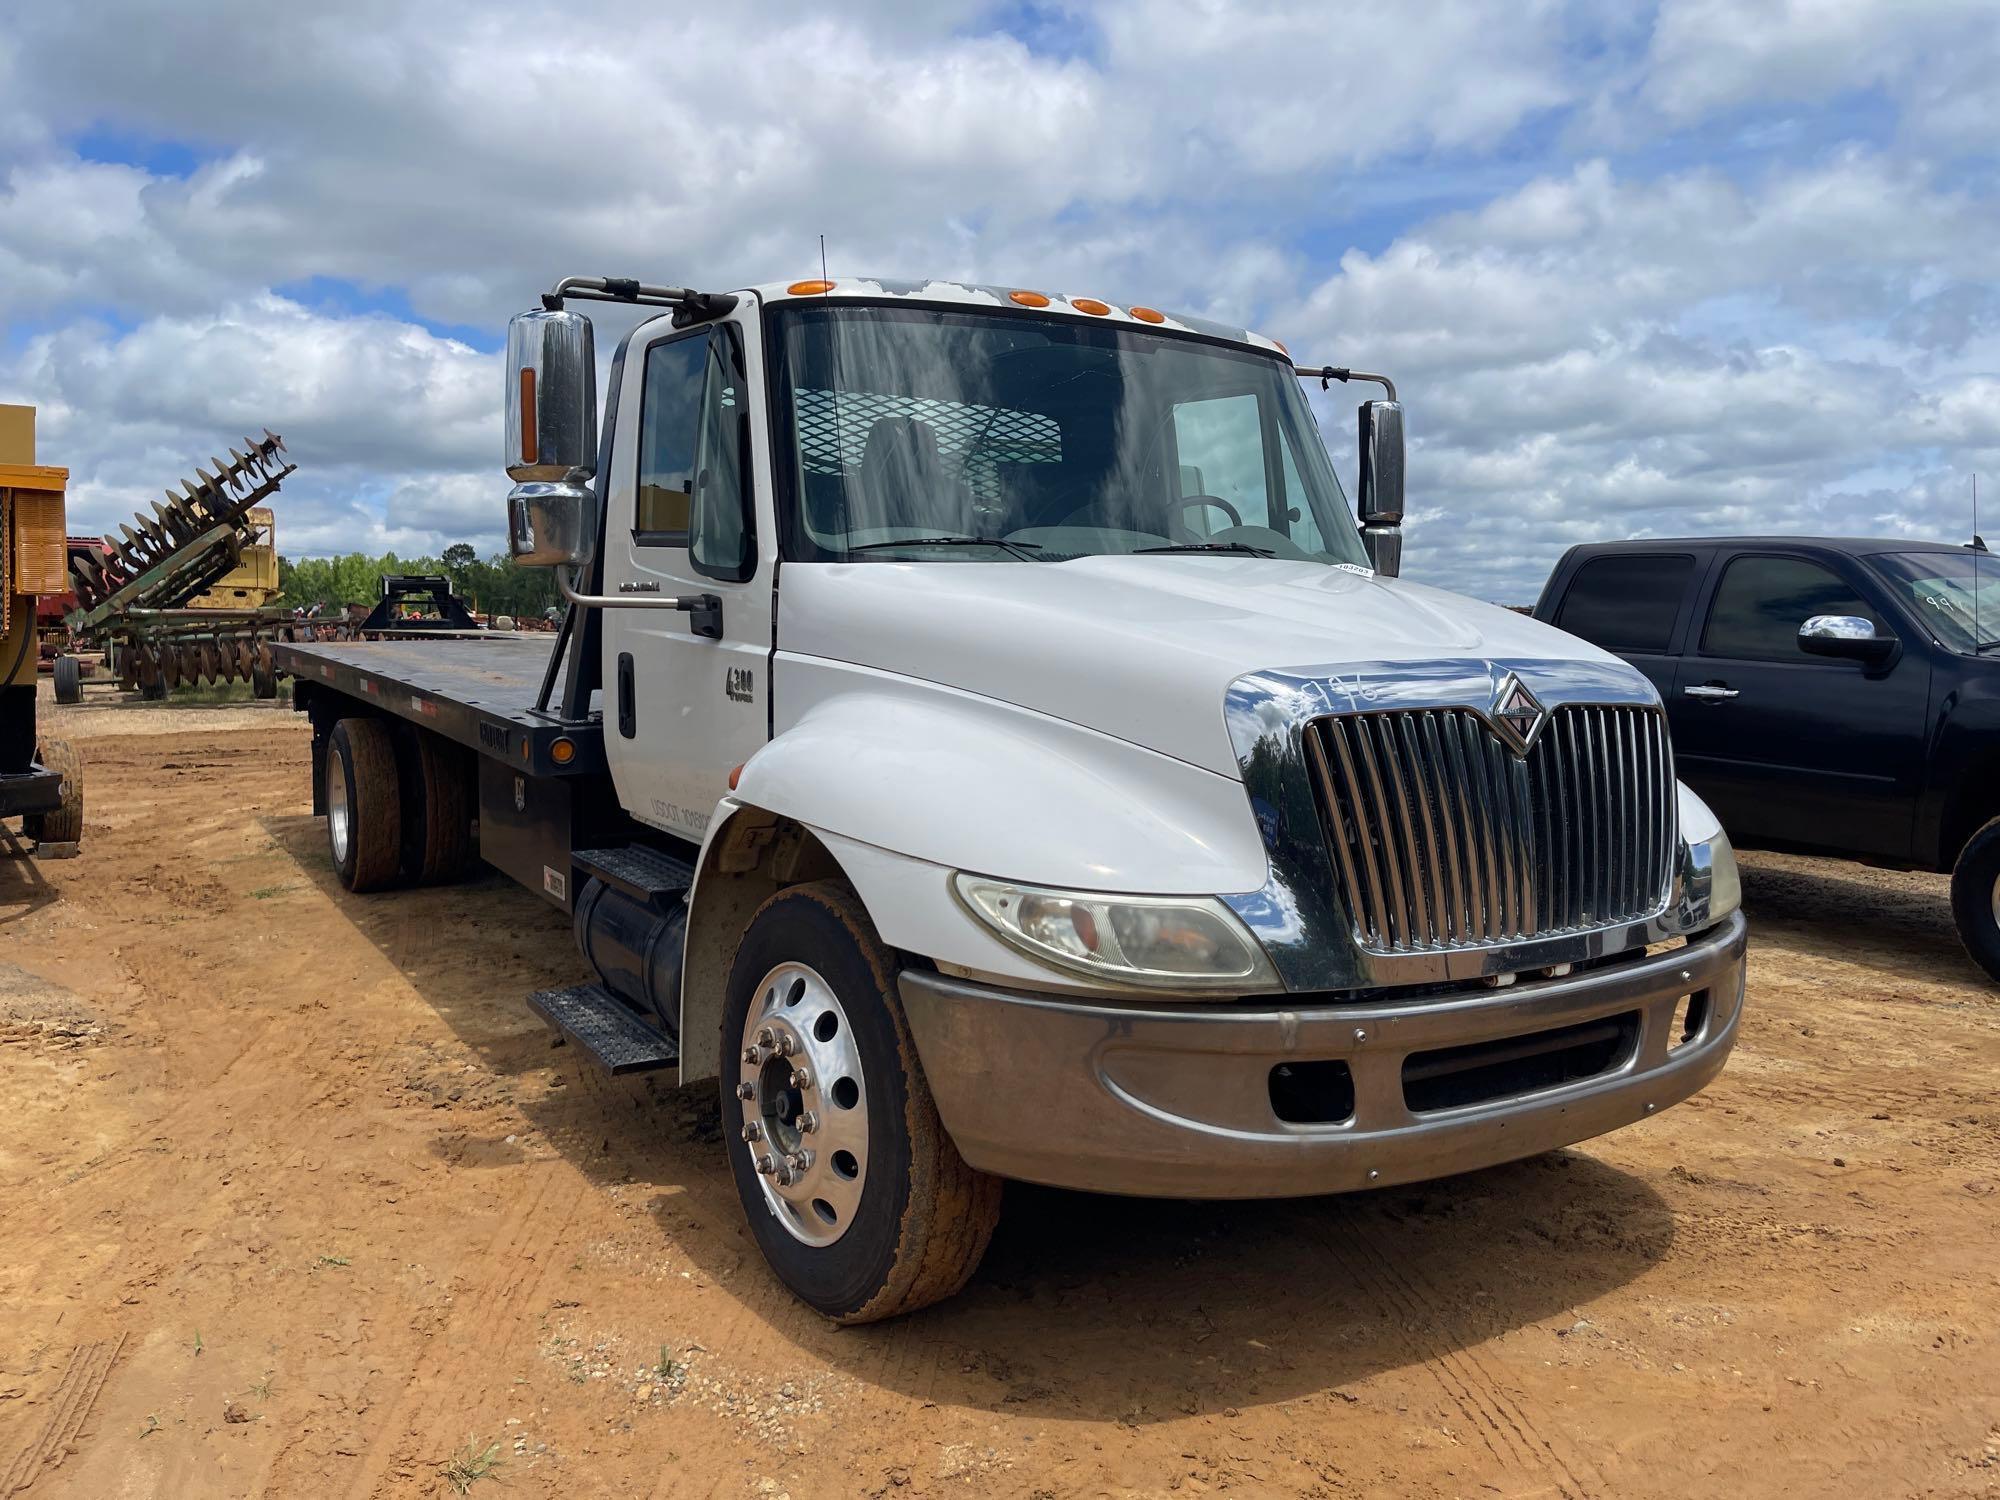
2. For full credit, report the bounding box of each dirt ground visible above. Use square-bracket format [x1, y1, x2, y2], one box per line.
[2, 683, 1996, 1499]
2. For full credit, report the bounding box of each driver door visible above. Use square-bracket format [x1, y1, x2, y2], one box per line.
[599, 310, 772, 843]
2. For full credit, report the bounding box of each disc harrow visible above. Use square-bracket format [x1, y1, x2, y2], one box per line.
[58, 431, 357, 698]
[67, 432, 295, 622]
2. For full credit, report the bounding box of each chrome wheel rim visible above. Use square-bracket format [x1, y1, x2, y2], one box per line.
[737, 961, 869, 1247]
[327, 745, 351, 865]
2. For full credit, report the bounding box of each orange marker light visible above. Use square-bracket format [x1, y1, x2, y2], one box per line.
[1071, 297, 1112, 316]
[787, 279, 835, 295]
[1130, 306, 1166, 324]
[1271, 337, 1289, 356]
[728, 763, 744, 790]
[1008, 289, 1051, 308]
[519, 367, 538, 465]
[551, 737, 576, 765]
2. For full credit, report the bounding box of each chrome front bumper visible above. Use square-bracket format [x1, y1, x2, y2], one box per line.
[899, 910, 1746, 1198]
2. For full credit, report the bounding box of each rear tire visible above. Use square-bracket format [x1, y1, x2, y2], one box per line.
[251, 661, 278, 699]
[23, 739, 83, 845]
[1949, 815, 2000, 983]
[326, 718, 402, 892]
[52, 655, 81, 705]
[395, 728, 474, 884]
[720, 880, 1002, 1324]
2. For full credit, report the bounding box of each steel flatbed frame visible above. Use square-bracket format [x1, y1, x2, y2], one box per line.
[272, 633, 605, 777]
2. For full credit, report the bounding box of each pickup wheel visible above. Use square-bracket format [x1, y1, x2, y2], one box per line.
[326, 717, 403, 893]
[720, 880, 1002, 1324]
[1949, 815, 2000, 983]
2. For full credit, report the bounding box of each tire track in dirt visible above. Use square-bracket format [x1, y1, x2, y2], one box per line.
[1, 1335, 126, 1496]
[338, 1165, 592, 1500]
[1304, 1208, 1603, 1498]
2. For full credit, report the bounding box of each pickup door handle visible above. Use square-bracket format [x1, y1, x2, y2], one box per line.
[1683, 684, 1740, 701]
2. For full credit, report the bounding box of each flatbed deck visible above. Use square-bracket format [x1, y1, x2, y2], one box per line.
[273, 633, 604, 776]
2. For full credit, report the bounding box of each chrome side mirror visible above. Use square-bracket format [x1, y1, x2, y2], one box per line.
[1357, 399, 1403, 575]
[504, 308, 597, 567]
[1799, 614, 1896, 667]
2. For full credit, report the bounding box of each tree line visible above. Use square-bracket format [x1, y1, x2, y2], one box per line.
[276, 544, 560, 619]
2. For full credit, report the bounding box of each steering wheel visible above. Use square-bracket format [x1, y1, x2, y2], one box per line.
[1180, 494, 1242, 532]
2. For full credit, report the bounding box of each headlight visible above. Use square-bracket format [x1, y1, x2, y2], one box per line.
[951, 874, 1279, 991]
[1675, 781, 1741, 924]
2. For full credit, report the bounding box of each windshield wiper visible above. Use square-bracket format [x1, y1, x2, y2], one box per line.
[1131, 541, 1275, 557]
[846, 536, 1046, 561]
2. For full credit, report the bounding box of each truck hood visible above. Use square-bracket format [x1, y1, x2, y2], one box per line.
[778, 556, 1639, 778]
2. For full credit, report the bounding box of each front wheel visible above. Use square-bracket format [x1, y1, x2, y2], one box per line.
[1950, 815, 2000, 983]
[720, 881, 1002, 1323]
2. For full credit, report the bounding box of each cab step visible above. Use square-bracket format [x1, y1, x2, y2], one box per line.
[573, 844, 697, 907]
[527, 982, 679, 1075]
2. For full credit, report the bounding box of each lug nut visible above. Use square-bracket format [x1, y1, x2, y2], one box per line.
[742, 1122, 763, 1142]
[754, 1153, 776, 1176]
[742, 1045, 761, 1064]
[790, 1068, 811, 1089]
[775, 1163, 795, 1186]
[756, 1027, 776, 1049]
[735, 1082, 755, 1100]
[797, 1110, 818, 1134]
[777, 1033, 799, 1057]
[787, 1152, 810, 1176]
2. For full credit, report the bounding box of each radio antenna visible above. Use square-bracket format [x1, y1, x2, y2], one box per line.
[1976, 473, 1983, 650]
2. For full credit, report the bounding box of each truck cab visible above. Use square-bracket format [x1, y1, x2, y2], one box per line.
[1535, 535, 2000, 978]
[293, 276, 1748, 1322]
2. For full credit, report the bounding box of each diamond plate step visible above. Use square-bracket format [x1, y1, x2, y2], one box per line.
[574, 844, 697, 906]
[527, 982, 679, 1075]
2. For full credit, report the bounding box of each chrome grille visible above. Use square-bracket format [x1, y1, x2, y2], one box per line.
[1305, 704, 1675, 953]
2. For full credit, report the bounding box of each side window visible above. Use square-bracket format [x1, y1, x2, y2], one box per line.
[1556, 554, 1695, 653]
[636, 334, 708, 542]
[1172, 394, 1325, 551]
[1702, 556, 1881, 661]
[689, 332, 753, 582]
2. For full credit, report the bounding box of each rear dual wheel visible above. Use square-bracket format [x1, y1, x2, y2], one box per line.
[721, 881, 1002, 1324]
[325, 718, 475, 892]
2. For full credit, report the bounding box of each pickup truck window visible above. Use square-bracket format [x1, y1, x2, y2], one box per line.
[1555, 554, 1693, 652]
[1871, 551, 2000, 653]
[1701, 555, 1881, 661]
[769, 303, 1371, 569]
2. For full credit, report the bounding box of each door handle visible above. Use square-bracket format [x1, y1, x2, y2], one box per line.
[1683, 684, 1740, 701]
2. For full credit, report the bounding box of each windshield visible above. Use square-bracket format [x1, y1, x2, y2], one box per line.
[768, 303, 1372, 568]
[1871, 550, 2000, 653]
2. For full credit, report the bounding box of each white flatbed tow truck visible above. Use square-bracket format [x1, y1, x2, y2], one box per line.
[274, 273, 1747, 1322]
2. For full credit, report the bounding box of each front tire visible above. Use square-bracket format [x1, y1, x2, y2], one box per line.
[1950, 815, 2000, 983]
[326, 718, 402, 892]
[720, 881, 1002, 1324]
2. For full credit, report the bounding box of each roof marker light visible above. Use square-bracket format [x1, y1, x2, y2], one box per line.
[1071, 298, 1112, 316]
[787, 279, 835, 296]
[1271, 337, 1289, 356]
[1008, 289, 1051, 308]
[1130, 306, 1166, 324]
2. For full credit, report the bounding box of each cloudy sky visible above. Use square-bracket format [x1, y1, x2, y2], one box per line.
[3, 0, 1996, 602]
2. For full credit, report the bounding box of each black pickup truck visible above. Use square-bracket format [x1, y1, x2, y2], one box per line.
[1534, 535, 2000, 980]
